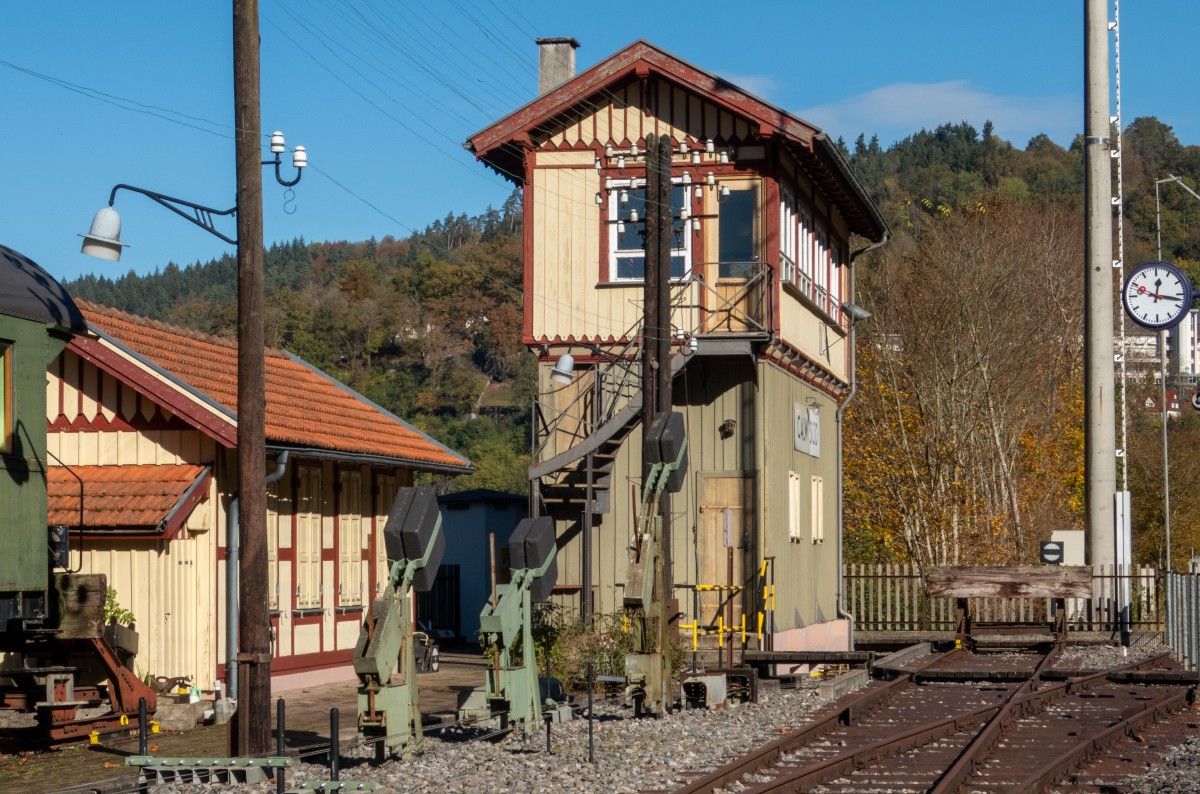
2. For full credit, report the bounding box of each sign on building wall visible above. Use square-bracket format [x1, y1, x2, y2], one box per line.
[794, 403, 820, 457]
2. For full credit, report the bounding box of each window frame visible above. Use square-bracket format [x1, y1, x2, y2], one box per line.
[337, 469, 364, 608]
[716, 179, 761, 279]
[294, 466, 323, 610]
[0, 342, 10, 455]
[606, 177, 692, 283]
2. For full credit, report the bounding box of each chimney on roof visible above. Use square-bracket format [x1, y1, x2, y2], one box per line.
[536, 37, 580, 95]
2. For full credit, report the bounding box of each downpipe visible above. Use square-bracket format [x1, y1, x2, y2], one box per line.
[836, 234, 888, 650]
[225, 450, 290, 700]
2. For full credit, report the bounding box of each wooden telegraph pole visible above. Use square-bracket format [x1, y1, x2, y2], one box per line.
[642, 134, 675, 712]
[232, 0, 272, 756]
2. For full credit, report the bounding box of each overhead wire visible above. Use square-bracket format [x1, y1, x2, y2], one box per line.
[7, 2, 715, 327]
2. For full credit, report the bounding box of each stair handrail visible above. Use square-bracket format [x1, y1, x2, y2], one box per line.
[531, 280, 694, 468]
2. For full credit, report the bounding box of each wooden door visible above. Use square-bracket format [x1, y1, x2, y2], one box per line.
[698, 476, 751, 646]
[711, 183, 761, 333]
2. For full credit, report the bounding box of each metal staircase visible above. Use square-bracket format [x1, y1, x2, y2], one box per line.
[530, 265, 775, 520]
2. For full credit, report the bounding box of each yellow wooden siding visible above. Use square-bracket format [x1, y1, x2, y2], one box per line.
[778, 299, 848, 382]
[531, 80, 763, 346]
[78, 532, 216, 688]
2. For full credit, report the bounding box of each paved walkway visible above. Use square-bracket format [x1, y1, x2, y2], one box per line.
[0, 648, 491, 794]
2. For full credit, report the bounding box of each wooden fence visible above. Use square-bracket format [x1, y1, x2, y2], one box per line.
[843, 564, 1161, 634]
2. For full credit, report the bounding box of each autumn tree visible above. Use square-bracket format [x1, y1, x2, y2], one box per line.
[845, 197, 1085, 567]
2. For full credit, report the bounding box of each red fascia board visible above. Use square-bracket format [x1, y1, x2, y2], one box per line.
[69, 336, 237, 448]
[467, 41, 815, 159]
[160, 469, 213, 540]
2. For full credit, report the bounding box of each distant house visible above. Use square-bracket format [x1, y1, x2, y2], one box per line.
[47, 303, 471, 690]
[418, 489, 527, 641]
[466, 39, 887, 653]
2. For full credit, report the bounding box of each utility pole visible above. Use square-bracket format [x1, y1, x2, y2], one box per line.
[1083, 0, 1116, 573]
[232, 0, 271, 756]
[641, 133, 674, 712]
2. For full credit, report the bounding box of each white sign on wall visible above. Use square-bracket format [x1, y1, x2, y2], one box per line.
[794, 403, 820, 457]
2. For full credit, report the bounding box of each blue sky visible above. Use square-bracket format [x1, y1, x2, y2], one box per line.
[2, 1, 1196, 282]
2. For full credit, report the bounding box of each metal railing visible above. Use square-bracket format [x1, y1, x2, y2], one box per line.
[530, 261, 776, 476]
[1166, 572, 1200, 670]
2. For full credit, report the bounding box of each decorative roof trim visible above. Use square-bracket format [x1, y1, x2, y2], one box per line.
[69, 334, 238, 448]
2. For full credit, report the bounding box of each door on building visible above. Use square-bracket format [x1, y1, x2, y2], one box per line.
[709, 181, 762, 333]
[697, 475, 752, 652]
[415, 564, 461, 639]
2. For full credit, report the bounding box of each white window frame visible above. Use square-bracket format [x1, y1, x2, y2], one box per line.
[810, 475, 825, 544]
[607, 177, 692, 282]
[814, 226, 830, 316]
[337, 470, 364, 607]
[296, 466, 323, 609]
[830, 240, 844, 323]
[798, 210, 814, 297]
[779, 190, 798, 287]
[788, 471, 803, 541]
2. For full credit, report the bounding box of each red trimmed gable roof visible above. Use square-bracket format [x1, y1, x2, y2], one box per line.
[79, 303, 470, 471]
[465, 39, 886, 242]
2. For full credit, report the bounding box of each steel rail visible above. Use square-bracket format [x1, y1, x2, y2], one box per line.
[671, 648, 961, 794]
[1016, 687, 1191, 792]
[927, 645, 1064, 793]
[673, 650, 1179, 794]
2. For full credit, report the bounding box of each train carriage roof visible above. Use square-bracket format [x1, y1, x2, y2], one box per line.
[0, 244, 87, 334]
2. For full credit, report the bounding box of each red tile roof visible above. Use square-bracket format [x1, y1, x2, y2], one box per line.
[78, 303, 470, 471]
[48, 464, 207, 531]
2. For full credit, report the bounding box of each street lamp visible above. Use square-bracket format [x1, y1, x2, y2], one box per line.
[1153, 174, 1200, 573]
[79, 127, 305, 755]
[79, 131, 306, 261]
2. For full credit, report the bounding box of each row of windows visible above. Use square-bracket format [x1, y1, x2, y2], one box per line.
[601, 178, 844, 322]
[266, 468, 395, 611]
[604, 178, 761, 282]
[788, 472, 825, 544]
[779, 189, 844, 322]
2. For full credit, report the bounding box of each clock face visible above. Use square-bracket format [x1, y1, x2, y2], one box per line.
[1123, 261, 1193, 329]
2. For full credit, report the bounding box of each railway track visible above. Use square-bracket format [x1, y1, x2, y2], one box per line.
[671, 646, 1196, 794]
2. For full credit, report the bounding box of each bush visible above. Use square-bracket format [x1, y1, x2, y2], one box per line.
[531, 604, 689, 691]
[530, 604, 635, 690]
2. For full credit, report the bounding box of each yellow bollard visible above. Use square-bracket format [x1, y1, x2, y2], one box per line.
[150, 721, 160, 734]
[89, 730, 99, 746]
[740, 614, 747, 645]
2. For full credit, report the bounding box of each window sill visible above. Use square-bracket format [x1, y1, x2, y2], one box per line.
[782, 281, 845, 331]
[335, 605, 364, 615]
[291, 608, 324, 618]
[596, 278, 691, 289]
